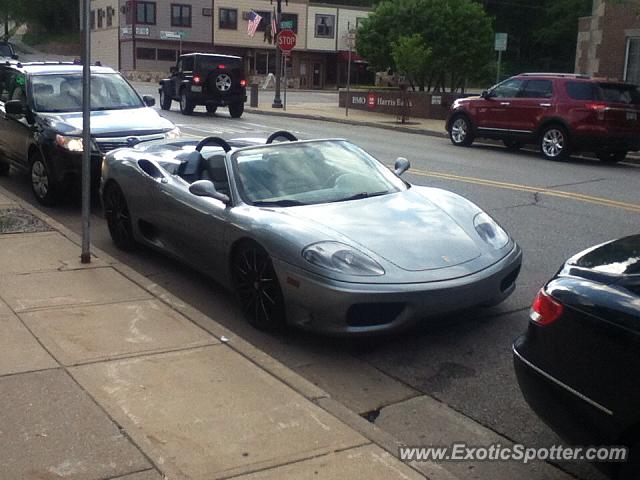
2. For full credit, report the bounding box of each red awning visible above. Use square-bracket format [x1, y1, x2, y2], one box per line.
[338, 51, 367, 63]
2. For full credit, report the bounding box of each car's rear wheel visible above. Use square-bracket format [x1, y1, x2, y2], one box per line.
[30, 150, 61, 206]
[231, 242, 286, 331]
[503, 139, 523, 151]
[229, 102, 244, 119]
[159, 88, 172, 111]
[597, 150, 626, 164]
[206, 104, 217, 115]
[179, 90, 194, 115]
[540, 125, 570, 161]
[103, 182, 136, 251]
[449, 114, 474, 147]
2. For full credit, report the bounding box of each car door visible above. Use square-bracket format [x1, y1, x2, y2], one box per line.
[0, 69, 32, 167]
[478, 78, 525, 132]
[509, 79, 554, 134]
[154, 174, 231, 279]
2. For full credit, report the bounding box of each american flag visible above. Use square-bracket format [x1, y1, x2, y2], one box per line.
[271, 8, 277, 38]
[247, 11, 262, 37]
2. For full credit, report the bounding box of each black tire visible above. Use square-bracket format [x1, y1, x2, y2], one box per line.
[231, 242, 286, 331]
[448, 114, 474, 147]
[539, 125, 571, 161]
[159, 88, 172, 111]
[503, 139, 523, 151]
[229, 101, 244, 119]
[179, 90, 194, 115]
[103, 182, 136, 251]
[597, 150, 626, 164]
[0, 161, 9, 176]
[29, 150, 61, 206]
[206, 104, 218, 115]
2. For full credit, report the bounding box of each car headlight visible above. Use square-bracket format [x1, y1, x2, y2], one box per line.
[164, 127, 181, 139]
[302, 241, 385, 276]
[56, 134, 84, 152]
[474, 212, 509, 249]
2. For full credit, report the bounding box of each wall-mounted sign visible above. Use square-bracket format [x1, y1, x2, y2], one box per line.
[160, 30, 187, 40]
[495, 33, 508, 52]
[120, 26, 150, 36]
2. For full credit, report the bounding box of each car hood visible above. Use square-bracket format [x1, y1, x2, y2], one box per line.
[283, 190, 482, 272]
[38, 107, 175, 136]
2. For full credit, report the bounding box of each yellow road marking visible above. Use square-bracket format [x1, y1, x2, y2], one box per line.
[409, 168, 640, 214]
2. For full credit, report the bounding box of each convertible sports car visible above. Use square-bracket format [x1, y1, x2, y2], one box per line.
[100, 132, 522, 334]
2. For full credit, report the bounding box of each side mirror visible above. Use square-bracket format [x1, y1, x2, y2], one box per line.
[5, 99, 25, 116]
[170, 66, 178, 74]
[481, 90, 492, 100]
[143, 95, 155, 107]
[394, 157, 410, 176]
[189, 180, 230, 204]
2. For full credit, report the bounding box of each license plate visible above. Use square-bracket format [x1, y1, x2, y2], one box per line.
[191, 85, 202, 92]
[626, 111, 637, 121]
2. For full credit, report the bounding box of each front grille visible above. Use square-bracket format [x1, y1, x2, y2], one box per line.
[95, 133, 165, 153]
[346, 303, 406, 327]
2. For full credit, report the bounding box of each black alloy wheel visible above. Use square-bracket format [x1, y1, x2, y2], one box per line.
[231, 243, 286, 331]
[180, 90, 194, 115]
[30, 150, 60, 206]
[103, 182, 136, 251]
[159, 88, 172, 111]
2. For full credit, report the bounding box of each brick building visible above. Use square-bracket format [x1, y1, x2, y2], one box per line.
[83, 0, 373, 88]
[576, 0, 640, 84]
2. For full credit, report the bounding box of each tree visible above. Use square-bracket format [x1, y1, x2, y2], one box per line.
[357, 0, 494, 91]
[391, 34, 432, 90]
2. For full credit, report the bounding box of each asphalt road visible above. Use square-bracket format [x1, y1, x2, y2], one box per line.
[2, 90, 638, 480]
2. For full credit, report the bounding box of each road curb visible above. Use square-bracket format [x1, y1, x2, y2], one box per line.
[0, 186, 455, 480]
[245, 107, 449, 139]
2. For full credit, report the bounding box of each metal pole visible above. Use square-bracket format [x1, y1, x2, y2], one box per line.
[272, 0, 283, 108]
[81, 0, 91, 264]
[346, 24, 352, 117]
[283, 54, 287, 110]
[496, 50, 502, 83]
[132, 0, 137, 71]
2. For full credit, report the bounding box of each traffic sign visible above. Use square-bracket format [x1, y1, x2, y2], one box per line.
[277, 30, 297, 52]
[495, 33, 508, 52]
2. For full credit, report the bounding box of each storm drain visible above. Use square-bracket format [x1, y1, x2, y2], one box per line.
[0, 208, 52, 234]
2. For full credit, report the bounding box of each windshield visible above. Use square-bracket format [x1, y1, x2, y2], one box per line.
[30, 73, 144, 113]
[233, 140, 407, 207]
[197, 56, 242, 71]
[0, 44, 12, 57]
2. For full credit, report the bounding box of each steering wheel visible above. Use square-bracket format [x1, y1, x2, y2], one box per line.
[195, 136, 231, 152]
[266, 131, 298, 144]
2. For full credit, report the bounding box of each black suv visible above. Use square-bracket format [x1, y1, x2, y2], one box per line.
[159, 53, 247, 118]
[0, 42, 18, 60]
[0, 61, 178, 205]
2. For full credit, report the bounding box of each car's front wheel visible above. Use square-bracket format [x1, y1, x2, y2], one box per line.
[449, 114, 474, 147]
[179, 90, 194, 115]
[597, 150, 626, 164]
[159, 88, 172, 111]
[229, 102, 244, 119]
[231, 242, 286, 331]
[30, 150, 61, 206]
[103, 182, 136, 251]
[540, 125, 571, 161]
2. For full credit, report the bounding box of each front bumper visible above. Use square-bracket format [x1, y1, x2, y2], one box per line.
[274, 243, 522, 335]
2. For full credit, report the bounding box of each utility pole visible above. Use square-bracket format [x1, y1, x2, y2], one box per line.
[271, 0, 286, 109]
[81, 0, 92, 263]
[131, 0, 137, 71]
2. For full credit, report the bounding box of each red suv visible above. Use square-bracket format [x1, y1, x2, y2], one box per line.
[446, 73, 640, 163]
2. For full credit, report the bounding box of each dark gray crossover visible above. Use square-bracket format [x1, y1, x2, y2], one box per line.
[101, 133, 522, 334]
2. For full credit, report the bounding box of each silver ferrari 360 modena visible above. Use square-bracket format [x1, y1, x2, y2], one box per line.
[100, 132, 522, 334]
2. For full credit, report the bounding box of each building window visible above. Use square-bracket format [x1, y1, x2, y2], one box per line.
[202, 8, 212, 17]
[157, 49, 177, 61]
[171, 4, 191, 28]
[219, 8, 237, 30]
[255, 11, 271, 32]
[137, 1, 156, 25]
[90, 10, 96, 30]
[106, 7, 113, 27]
[281, 13, 298, 33]
[97, 9, 104, 28]
[625, 38, 640, 85]
[136, 47, 156, 60]
[315, 14, 334, 38]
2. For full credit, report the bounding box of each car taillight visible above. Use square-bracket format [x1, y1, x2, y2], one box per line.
[530, 289, 564, 326]
[240, 79, 247, 87]
[218, 64, 226, 69]
[585, 102, 606, 112]
[193, 75, 201, 84]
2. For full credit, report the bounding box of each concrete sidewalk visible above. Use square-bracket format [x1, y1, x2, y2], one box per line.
[0, 187, 457, 480]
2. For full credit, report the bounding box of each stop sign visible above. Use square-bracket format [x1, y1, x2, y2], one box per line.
[277, 30, 297, 52]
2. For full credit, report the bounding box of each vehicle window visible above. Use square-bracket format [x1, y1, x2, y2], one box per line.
[0, 44, 12, 57]
[181, 56, 194, 72]
[30, 73, 143, 112]
[233, 140, 406, 206]
[566, 81, 600, 101]
[518, 79, 553, 98]
[491, 78, 524, 98]
[599, 83, 640, 105]
[0, 70, 26, 103]
[196, 56, 242, 71]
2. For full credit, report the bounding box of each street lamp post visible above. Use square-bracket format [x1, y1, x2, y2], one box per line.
[272, 0, 285, 109]
[81, 0, 91, 263]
